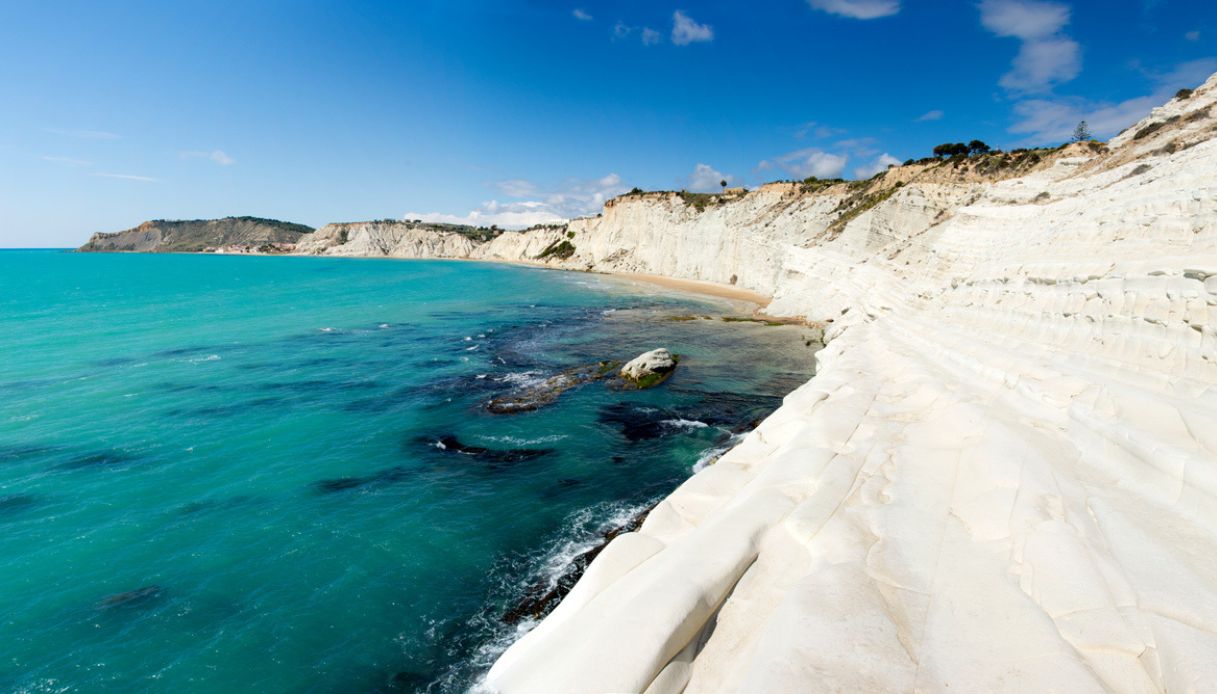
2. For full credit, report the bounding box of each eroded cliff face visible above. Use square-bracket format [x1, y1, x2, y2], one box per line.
[288, 140, 1104, 311]
[71, 69, 1217, 694]
[483, 74, 1217, 693]
[78, 217, 312, 253]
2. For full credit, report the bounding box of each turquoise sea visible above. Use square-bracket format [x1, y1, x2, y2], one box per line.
[0, 250, 815, 693]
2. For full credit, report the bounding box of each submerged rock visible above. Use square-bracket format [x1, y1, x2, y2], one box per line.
[502, 503, 655, 625]
[0, 493, 38, 516]
[430, 435, 553, 463]
[597, 403, 678, 442]
[95, 585, 162, 610]
[389, 670, 431, 691]
[486, 362, 619, 414]
[618, 348, 678, 389]
[311, 465, 412, 494]
[58, 449, 139, 470]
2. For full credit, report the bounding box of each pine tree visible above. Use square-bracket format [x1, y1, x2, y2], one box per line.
[1072, 120, 1092, 142]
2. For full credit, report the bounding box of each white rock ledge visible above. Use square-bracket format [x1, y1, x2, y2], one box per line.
[475, 73, 1217, 693]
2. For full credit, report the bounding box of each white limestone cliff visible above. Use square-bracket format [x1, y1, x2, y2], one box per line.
[294, 74, 1217, 693]
[479, 74, 1217, 693]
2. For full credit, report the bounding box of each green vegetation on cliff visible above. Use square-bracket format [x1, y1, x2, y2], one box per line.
[79, 216, 314, 253]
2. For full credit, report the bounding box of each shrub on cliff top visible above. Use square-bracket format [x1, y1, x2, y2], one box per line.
[933, 142, 970, 158]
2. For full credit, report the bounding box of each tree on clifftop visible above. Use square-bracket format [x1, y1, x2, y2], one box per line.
[933, 142, 969, 158]
[1073, 121, 1092, 142]
[968, 140, 991, 155]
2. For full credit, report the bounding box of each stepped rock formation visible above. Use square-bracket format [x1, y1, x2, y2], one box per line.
[78, 216, 312, 253]
[75, 72, 1217, 692]
[476, 75, 1217, 692]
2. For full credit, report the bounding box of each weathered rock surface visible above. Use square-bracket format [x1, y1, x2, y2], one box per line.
[619, 348, 678, 389]
[70, 69, 1217, 694]
[484, 72, 1217, 693]
[485, 362, 620, 414]
[78, 216, 311, 253]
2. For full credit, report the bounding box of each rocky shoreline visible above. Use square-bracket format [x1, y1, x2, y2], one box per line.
[74, 72, 1217, 693]
[481, 73, 1217, 692]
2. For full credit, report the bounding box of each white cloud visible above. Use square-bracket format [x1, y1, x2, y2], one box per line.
[1010, 96, 1154, 143]
[407, 173, 629, 229]
[41, 155, 92, 167]
[573, 8, 593, 21]
[405, 201, 567, 229]
[795, 121, 846, 139]
[980, 0, 1079, 93]
[1008, 58, 1217, 143]
[182, 149, 236, 166]
[807, 0, 900, 19]
[44, 128, 120, 140]
[1000, 36, 1080, 92]
[493, 179, 538, 197]
[614, 21, 661, 45]
[686, 163, 734, 192]
[1185, 30, 1200, 42]
[834, 137, 879, 157]
[540, 173, 629, 217]
[980, 0, 1069, 39]
[1154, 57, 1217, 89]
[916, 109, 944, 122]
[761, 148, 848, 179]
[853, 153, 901, 179]
[94, 172, 155, 182]
[672, 10, 713, 45]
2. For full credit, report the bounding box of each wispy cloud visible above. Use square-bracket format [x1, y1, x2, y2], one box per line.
[613, 20, 661, 45]
[980, 0, 1080, 93]
[182, 149, 235, 166]
[94, 172, 156, 182]
[41, 155, 92, 167]
[916, 109, 944, 122]
[758, 148, 848, 179]
[807, 0, 900, 19]
[1186, 30, 1201, 41]
[573, 8, 592, 21]
[671, 10, 713, 45]
[853, 153, 901, 178]
[44, 128, 120, 140]
[686, 163, 734, 192]
[408, 173, 629, 228]
[835, 137, 879, 157]
[795, 121, 847, 139]
[493, 179, 538, 197]
[1008, 57, 1217, 143]
[405, 200, 566, 229]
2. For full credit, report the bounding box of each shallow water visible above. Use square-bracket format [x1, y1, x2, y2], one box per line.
[0, 251, 816, 692]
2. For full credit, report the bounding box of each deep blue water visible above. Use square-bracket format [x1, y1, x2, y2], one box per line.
[0, 251, 815, 692]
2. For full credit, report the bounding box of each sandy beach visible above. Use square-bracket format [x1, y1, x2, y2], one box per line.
[608, 272, 771, 308]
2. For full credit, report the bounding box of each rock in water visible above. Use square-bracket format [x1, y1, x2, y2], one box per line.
[486, 362, 620, 414]
[619, 348, 678, 389]
[95, 585, 162, 610]
[431, 435, 553, 462]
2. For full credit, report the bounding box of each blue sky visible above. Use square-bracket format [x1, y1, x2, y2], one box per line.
[1, 0, 1214, 246]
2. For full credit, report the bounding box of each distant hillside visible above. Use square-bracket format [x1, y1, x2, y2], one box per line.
[78, 216, 314, 253]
